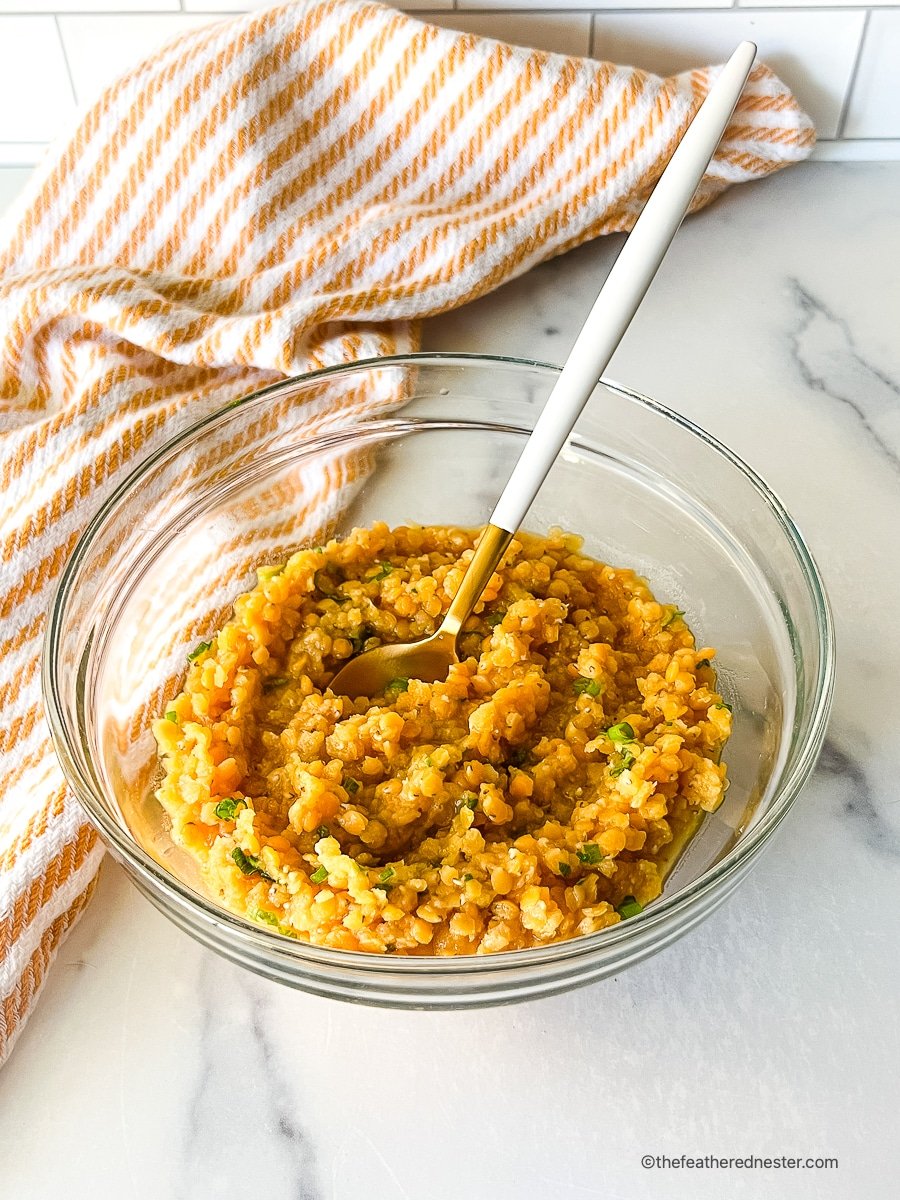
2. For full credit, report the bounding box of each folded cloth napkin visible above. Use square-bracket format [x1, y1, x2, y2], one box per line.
[0, 0, 814, 1063]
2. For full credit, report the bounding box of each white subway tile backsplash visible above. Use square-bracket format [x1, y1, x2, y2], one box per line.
[0, 143, 51, 167]
[590, 9, 866, 139]
[0, 17, 75, 143]
[813, 139, 900, 161]
[0, 165, 33, 215]
[181, 0, 283, 10]
[740, 0, 896, 7]
[0, 4, 894, 163]
[58, 13, 219, 105]
[458, 0, 731, 9]
[0, 1, 179, 11]
[843, 12, 900, 139]
[425, 10, 592, 57]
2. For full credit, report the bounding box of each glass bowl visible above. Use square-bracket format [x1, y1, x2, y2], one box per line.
[43, 354, 834, 1006]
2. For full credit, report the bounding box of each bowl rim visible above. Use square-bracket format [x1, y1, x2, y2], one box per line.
[43, 351, 836, 973]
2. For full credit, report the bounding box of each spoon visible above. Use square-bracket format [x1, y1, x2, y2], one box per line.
[331, 41, 757, 699]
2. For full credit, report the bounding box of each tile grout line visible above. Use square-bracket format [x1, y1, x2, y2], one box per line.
[422, 6, 900, 12]
[54, 13, 80, 106]
[2, 6, 900, 16]
[4, 6, 900, 14]
[835, 6, 869, 138]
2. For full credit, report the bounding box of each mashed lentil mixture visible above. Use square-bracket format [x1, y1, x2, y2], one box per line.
[153, 524, 732, 955]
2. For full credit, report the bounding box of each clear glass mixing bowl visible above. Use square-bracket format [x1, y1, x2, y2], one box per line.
[44, 354, 834, 1006]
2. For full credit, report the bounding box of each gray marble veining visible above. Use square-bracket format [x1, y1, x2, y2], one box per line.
[1, 163, 899, 1200]
[788, 280, 900, 472]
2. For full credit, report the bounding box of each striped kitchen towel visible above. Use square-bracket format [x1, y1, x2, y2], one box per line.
[0, 0, 814, 1063]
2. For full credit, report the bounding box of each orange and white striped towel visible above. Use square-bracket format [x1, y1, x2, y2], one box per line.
[0, 0, 814, 1063]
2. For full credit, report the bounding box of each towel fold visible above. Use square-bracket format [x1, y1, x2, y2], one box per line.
[0, 0, 814, 1063]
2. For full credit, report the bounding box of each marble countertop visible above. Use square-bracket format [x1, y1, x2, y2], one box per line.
[2, 162, 898, 1199]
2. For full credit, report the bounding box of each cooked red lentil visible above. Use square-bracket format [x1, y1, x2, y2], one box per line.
[153, 524, 732, 955]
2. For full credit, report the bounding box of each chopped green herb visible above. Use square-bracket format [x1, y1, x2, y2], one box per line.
[263, 676, 289, 692]
[662, 608, 685, 629]
[350, 625, 375, 654]
[458, 791, 478, 811]
[370, 562, 393, 581]
[313, 547, 325, 554]
[252, 908, 280, 927]
[573, 676, 602, 697]
[715, 701, 733, 713]
[485, 610, 506, 628]
[697, 658, 712, 669]
[385, 677, 409, 695]
[165, 709, 178, 723]
[509, 747, 532, 768]
[231, 847, 273, 881]
[316, 825, 330, 839]
[616, 895, 644, 919]
[609, 749, 635, 778]
[257, 563, 285, 581]
[423, 754, 434, 768]
[607, 721, 636, 744]
[462, 873, 473, 882]
[577, 843, 603, 865]
[375, 867, 395, 890]
[310, 865, 328, 884]
[343, 777, 360, 795]
[558, 861, 572, 878]
[187, 640, 211, 662]
[214, 797, 246, 821]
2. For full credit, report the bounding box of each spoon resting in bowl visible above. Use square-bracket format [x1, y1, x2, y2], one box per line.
[330, 41, 757, 699]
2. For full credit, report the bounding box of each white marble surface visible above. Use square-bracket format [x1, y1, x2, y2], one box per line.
[1, 163, 899, 1198]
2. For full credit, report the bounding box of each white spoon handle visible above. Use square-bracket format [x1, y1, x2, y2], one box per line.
[490, 40, 757, 533]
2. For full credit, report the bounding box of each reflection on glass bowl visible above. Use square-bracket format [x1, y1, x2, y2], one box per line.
[44, 354, 834, 1007]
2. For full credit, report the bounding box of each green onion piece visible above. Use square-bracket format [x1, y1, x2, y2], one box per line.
[576, 843, 603, 865]
[313, 547, 325, 554]
[231, 847, 273, 881]
[607, 721, 636, 744]
[370, 562, 393, 581]
[572, 676, 601, 697]
[253, 908, 280, 927]
[485, 610, 505, 628]
[609, 749, 635, 778]
[187, 640, 211, 662]
[385, 677, 409, 695]
[263, 676, 289, 692]
[376, 867, 395, 889]
[310, 865, 328, 884]
[509, 747, 532, 768]
[558, 861, 572, 878]
[715, 701, 733, 713]
[462, 873, 473, 882]
[350, 626, 375, 654]
[257, 564, 285, 581]
[316, 825, 330, 839]
[459, 791, 478, 811]
[214, 797, 246, 821]
[661, 608, 685, 629]
[165, 710, 178, 723]
[617, 896, 644, 919]
[344, 777, 360, 795]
